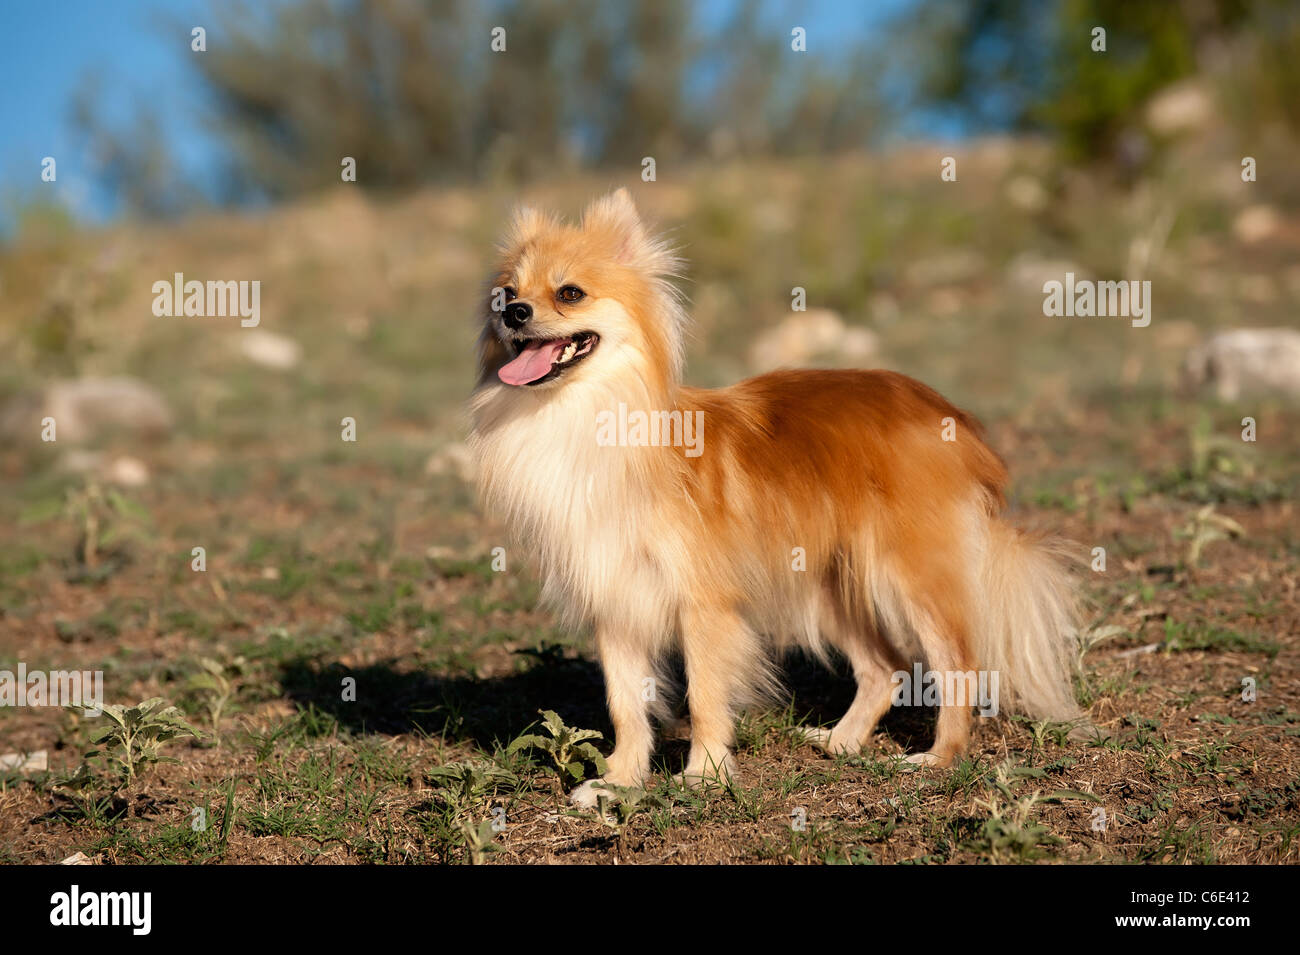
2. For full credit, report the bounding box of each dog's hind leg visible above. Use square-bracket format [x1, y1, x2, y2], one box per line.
[898, 596, 975, 768]
[803, 594, 904, 756]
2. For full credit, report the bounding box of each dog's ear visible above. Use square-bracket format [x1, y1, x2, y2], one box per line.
[583, 189, 679, 275]
[503, 204, 551, 250]
[582, 189, 647, 262]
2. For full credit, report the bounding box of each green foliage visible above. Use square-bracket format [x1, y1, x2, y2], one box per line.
[592, 783, 668, 829]
[426, 761, 520, 807]
[179, 0, 882, 200]
[20, 480, 150, 577]
[459, 818, 504, 866]
[1176, 504, 1246, 567]
[62, 698, 200, 787]
[964, 763, 1096, 863]
[507, 709, 607, 786]
[902, 0, 1300, 161]
[185, 656, 249, 735]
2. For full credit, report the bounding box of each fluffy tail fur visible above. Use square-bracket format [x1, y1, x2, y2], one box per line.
[975, 521, 1083, 723]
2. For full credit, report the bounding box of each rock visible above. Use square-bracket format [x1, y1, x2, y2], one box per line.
[1233, 205, 1281, 245]
[0, 751, 47, 773]
[239, 330, 302, 370]
[59, 852, 95, 865]
[1006, 254, 1091, 298]
[55, 450, 149, 486]
[748, 309, 879, 372]
[425, 442, 474, 481]
[1, 377, 171, 445]
[1145, 81, 1214, 136]
[105, 456, 150, 487]
[1184, 328, 1300, 401]
[1004, 175, 1048, 213]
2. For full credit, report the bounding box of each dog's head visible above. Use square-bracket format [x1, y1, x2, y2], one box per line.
[478, 189, 684, 395]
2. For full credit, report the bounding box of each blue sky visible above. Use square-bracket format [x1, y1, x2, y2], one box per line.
[0, 0, 918, 227]
[0, 0, 216, 224]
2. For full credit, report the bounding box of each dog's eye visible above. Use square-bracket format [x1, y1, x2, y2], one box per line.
[500, 286, 517, 302]
[557, 285, 585, 303]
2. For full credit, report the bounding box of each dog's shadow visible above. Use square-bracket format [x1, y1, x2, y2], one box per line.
[782, 651, 937, 756]
[277, 647, 608, 750]
[276, 647, 936, 766]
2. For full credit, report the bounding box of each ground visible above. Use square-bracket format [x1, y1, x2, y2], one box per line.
[1, 140, 1297, 864]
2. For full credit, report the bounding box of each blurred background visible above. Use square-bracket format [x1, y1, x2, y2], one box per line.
[3, 0, 1298, 638]
[2, 0, 1299, 865]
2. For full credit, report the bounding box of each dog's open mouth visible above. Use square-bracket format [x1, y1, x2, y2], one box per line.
[498, 332, 600, 386]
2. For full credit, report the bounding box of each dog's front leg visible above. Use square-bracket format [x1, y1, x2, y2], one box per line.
[570, 625, 657, 808]
[677, 605, 759, 789]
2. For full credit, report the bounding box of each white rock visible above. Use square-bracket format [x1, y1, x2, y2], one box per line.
[105, 455, 150, 487]
[840, 328, 879, 361]
[0, 751, 47, 772]
[1006, 254, 1091, 297]
[1233, 205, 1281, 245]
[1145, 81, 1214, 136]
[239, 330, 302, 370]
[1, 377, 172, 445]
[59, 852, 95, 865]
[748, 309, 879, 372]
[1184, 328, 1300, 400]
[1005, 175, 1048, 213]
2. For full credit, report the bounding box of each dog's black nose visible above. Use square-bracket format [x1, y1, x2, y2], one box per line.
[503, 302, 532, 329]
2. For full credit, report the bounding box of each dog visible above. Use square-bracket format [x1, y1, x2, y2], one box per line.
[469, 189, 1082, 807]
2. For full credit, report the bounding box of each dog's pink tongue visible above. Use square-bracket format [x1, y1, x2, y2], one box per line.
[498, 339, 567, 386]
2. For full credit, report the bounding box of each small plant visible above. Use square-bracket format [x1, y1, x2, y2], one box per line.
[426, 761, 520, 808]
[185, 655, 249, 735]
[1187, 415, 1254, 483]
[459, 817, 503, 865]
[67, 697, 200, 785]
[1176, 504, 1245, 567]
[506, 710, 607, 787]
[594, 783, 668, 829]
[965, 763, 1095, 864]
[1077, 623, 1127, 663]
[21, 480, 150, 576]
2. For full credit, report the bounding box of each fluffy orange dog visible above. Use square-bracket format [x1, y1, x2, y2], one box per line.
[470, 190, 1081, 807]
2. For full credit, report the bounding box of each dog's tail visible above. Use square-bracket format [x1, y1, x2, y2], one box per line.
[973, 519, 1083, 723]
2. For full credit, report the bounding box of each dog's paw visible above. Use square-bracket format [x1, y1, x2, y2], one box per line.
[796, 725, 831, 749]
[671, 754, 739, 793]
[568, 779, 611, 808]
[569, 777, 646, 808]
[898, 751, 952, 770]
[797, 725, 861, 756]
